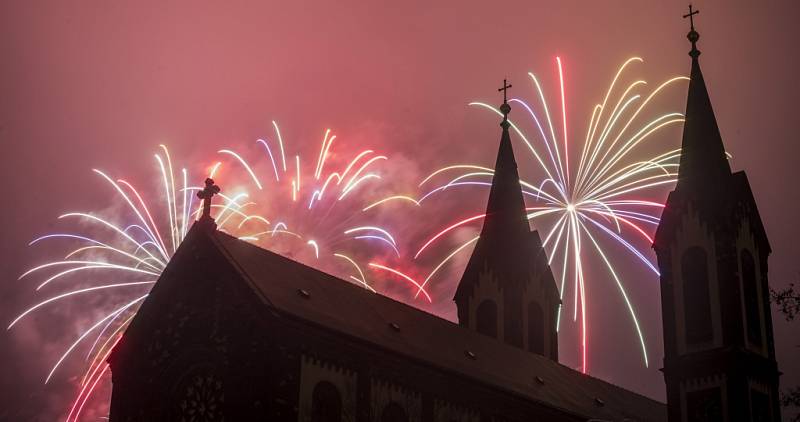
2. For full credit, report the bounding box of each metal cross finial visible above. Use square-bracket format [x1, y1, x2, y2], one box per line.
[683, 4, 699, 31]
[197, 178, 221, 222]
[683, 4, 701, 57]
[498, 79, 512, 124]
[498, 79, 512, 104]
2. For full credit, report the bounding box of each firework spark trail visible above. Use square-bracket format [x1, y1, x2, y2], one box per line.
[44, 295, 148, 384]
[68, 335, 121, 422]
[368, 263, 432, 302]
[334, 253, 376, 293]
[12, 123, 428, 418]
[411, 57, 686, 374]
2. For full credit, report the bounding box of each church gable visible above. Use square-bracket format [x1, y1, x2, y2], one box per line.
[108, 225, 282, 420]
[110, 225, 261, 370]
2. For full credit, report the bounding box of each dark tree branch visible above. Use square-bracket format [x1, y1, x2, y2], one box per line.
[771, 282, 800, 321]
[781, 387, 800, 422]
[772, 278, 800, 419]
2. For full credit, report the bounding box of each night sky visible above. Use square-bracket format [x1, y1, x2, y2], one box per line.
[1, 1, 798, 420]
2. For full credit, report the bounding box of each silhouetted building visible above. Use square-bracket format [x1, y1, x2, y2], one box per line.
[108, 93, 663, 422]
[653, 8, 781, 422]
[108, 10, 781, 422]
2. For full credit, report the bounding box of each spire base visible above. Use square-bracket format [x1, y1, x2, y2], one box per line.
[688, 29, 701, 58]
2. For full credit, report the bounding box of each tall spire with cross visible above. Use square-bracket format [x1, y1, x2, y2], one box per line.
[455, 79, 560, 358]
[481, 78, 527, 240]
[653, 8, 782, 421]
[676, 4, 731, 195]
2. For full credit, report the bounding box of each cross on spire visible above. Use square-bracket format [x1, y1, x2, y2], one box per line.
[683, 4, 699, 31]
[683, 4, 701, 57]
[498, 79, 512, 125]
[498, 79, 512, 104]
[197, 178, 221, 223]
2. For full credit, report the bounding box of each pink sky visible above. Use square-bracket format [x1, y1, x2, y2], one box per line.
[1, 1, 798, 419]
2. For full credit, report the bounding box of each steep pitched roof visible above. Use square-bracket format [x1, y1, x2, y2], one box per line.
[455, 116, 551, 301]
[207, 228, 665, 421]
[482, 120, 530, 240]
[655, 27, 770, 252]
[676, 52, 731, 195]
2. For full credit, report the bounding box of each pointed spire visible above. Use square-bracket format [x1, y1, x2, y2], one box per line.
[455, 80, 560, 356]
[481, 79, 530, 240]
[677, 5, 731, 194]
[482, 114, 530, 239]
[454, 79, 532, 300]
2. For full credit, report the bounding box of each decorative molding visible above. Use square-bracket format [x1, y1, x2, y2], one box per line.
[680, 373, 728, 422]
[370, 378, 422, 422]
[298, 354, 357, 422]
[433, 399, 480, 422]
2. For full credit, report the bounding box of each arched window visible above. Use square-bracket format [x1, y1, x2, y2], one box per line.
[476, 300, 498, 338]
[681, 246, 713, 345]
[528, 302, 545, 355]
[741, 250, 762, 347]
[381, 402, 408, 422]
[311, 381, 342, 422]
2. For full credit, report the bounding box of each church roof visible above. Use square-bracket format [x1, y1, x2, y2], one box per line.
[207, 228, 665, 421]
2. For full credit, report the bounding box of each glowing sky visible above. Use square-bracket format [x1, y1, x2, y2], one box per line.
[1, 1, 798, 419]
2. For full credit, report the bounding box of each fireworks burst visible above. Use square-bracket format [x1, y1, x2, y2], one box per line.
[10, 58, 686, 418]
[10, 125, 423, 420]
[412, 57, 687, 373]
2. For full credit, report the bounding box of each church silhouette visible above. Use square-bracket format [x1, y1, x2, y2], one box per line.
[107, 9, 781, 422]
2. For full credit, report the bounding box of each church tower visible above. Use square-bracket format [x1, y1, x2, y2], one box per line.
[454, 81, 560, 360]
[654, 8, 781, 421]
